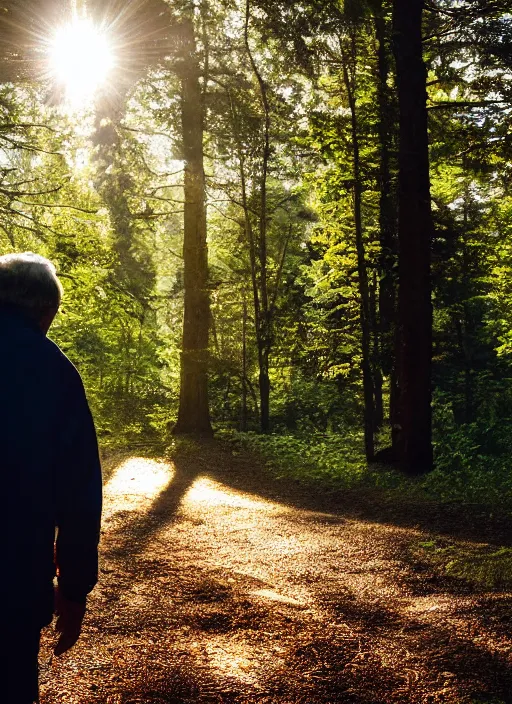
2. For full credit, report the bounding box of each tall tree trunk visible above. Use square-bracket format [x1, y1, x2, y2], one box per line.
[241, 294, 248, 431]
[374, 0, 398, 369]
[374, 0, 400, 446]
[342, 44, 375, 461]
[230, 91, 265, 435]
[245, 0, 272, 433]
[392, 0, 433, 473]
[370, 270, 384, 428]
[174, 16, 212, 436]
[460, 178, 475, 424]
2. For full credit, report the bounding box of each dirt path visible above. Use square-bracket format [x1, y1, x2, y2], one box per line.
[40, 446, 511, 704]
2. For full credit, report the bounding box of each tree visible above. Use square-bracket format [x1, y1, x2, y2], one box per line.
[391, 0, 434, 473]
[372, 0, 398, 429]
[340, 24, 376, 460]
[173, 13, 213, 435]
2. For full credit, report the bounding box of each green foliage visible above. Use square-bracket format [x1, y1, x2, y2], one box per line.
[218, 428, 367, 486]
[429, 393, 512, 504]
[445, 547, 512, 590]
[416, 540, 512, 590]
[0, 0, 511, 501]
[0, 84, 177, 446]
[219, 427, 512, 513]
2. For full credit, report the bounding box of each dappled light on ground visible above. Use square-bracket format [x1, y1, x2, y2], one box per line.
[203, 637, 262, 687]
[39, 448, 512, 703]
[103, 457, 174, 518]
[183, 477, 288, 513]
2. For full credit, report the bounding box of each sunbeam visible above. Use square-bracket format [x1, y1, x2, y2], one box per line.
[48, 17, 115, 107]
[103, 457, 174, 518]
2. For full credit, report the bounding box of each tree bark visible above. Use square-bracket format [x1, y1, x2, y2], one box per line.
[342, 42, 375, 461]
[245, 0, 272, 433]
[392, 0, 433, 473]
[241, 294, 248, 431]
[374, 0, 398, 385]
[370, 270, 384, 429]
[174, 16, 212, 436]
[459, 179, 475, 424]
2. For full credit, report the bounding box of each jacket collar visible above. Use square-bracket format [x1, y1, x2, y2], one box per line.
[0, 303, 44, 335]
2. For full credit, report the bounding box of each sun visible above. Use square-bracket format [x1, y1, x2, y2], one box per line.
[49, 18, 115, 107]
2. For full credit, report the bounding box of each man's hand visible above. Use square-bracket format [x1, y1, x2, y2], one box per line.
[53, 587, 86, 656]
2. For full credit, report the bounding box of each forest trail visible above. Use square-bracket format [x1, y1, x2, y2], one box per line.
[40, 445, 511, 704]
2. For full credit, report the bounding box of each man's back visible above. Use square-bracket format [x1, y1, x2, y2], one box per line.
[1, 252, 102, 703]
[3, 305, 102, 627]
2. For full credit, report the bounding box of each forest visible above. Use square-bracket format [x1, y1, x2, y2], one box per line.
[2, 0, 512, 497]
[0, 0, 511, 500]
[2, 1, 512, 702]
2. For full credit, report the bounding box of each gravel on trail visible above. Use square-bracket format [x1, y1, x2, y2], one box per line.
[39, 445, 512, 704]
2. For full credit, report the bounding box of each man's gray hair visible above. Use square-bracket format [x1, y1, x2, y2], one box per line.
[0, 252, 63, 321]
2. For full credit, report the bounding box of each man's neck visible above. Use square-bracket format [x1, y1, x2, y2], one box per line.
[0, 303, 44, 335]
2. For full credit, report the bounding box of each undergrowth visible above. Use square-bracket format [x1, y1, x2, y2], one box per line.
[217, 428, 512, 511]
[218, 428, 512, 589]
[415, 540, 512, 590]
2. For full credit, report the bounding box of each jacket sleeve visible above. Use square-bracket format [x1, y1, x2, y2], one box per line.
[54, 364, 102, 603]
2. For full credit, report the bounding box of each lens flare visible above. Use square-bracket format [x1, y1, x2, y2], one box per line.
[49, 18, 115, 107]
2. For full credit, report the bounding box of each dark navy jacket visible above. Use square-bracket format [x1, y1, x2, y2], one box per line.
[3, 305, 102, 627]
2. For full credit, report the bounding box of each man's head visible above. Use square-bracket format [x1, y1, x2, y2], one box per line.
[0, 252, 63, 333]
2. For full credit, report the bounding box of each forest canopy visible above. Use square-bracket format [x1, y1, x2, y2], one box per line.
[0, 0, 511, 493]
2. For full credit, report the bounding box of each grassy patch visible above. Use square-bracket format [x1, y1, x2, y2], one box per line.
[217, 429, 368, 488]
[415, 540, 512, 590]
[217, 428, 512, 512]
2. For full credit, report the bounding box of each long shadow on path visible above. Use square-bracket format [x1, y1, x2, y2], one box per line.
[102, 452, 201, 562]
[196, 441, 512, 548]
[101, 441, 512, 564]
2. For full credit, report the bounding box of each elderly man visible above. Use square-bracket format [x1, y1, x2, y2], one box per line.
[2, 252, 102, 704]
